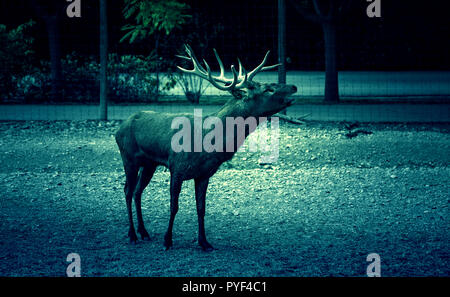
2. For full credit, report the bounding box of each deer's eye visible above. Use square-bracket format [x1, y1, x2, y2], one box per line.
[264, 88, 275, 93]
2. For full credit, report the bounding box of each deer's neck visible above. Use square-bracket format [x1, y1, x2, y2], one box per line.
[214, 99, 253, 120]
[212, 98, 262, 155]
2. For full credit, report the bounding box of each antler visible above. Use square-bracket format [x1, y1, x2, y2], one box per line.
[247, 50, 281, 81]
[177, 44, 280, 91]
[176, 44, 240, 91]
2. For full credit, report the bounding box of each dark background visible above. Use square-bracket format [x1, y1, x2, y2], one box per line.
[1, 0, 449, 71]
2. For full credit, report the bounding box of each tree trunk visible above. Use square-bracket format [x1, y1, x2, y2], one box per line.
[45, 16, 63, 101]
[99, 0, 108, 120]
[154, 33, 161, 102]
[278, 0, 287, 114]
[322, 21, 339, 103]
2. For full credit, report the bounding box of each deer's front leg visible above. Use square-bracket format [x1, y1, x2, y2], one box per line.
[164, 174, 182, 250]
[123, 163, 139, 244]
[195, 177, 214, 252]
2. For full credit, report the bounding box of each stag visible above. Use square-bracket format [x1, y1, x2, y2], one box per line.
[115, 45, 297, 251]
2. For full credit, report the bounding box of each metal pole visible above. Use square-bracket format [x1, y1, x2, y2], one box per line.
[278, 0, 286, 84]
[278, 0, 287, 114]
[99, 0, 108, 120]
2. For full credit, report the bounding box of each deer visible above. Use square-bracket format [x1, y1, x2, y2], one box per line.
[115, 45, 297, 251]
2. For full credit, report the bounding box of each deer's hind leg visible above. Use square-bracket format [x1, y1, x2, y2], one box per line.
[133, 163, 157, 240]
[123, 160, 139, 244]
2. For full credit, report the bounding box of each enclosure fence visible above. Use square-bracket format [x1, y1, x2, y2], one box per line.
[0, 0, 449, 121]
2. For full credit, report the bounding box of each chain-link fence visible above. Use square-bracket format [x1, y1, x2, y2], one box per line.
[0, 0, 449, 120]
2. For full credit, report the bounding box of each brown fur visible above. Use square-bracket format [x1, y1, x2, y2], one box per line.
[116, 78, 297, 251]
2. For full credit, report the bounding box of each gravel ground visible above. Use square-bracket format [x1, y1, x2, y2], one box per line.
[0, 120, 449, 276]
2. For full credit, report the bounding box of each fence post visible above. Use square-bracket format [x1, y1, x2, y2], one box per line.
[99, 0, 108, 120]
[278, 0, 287, 114]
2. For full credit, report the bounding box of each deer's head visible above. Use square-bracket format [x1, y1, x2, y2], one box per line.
[177, 45, 297, 118]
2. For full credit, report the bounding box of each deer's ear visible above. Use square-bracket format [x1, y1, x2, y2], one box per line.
[231, 89, 245, 100]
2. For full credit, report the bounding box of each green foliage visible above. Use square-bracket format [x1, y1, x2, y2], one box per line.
[11, 52, 177, 103]
[14, 61, 51, 102]
[62, 53, 100, 102]
[121, 0, 191, 43]
[174, 45, 209, 104]
[108, 52, 176, 102]
[175, 73, 207, 104]
[0, 20, 36, 101]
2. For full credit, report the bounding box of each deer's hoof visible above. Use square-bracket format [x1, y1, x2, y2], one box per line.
[199, 241, 214, 252]
[138, 229, 151, 241]
[129, 231, 138, 245]
[163, 235, 173, 250]
[202, 246, 214, 252]
[163, 242, 172, 251]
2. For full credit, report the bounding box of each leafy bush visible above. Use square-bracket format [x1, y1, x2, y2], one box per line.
[121, 0, 190, 43]
[174, 72, 207, 104]
[0, 20, 36, 102]
[62, 52, 100, 102]
[107, 53, 176, 102]
[14, 62, 51, 102]
[10, 52, 177, 103]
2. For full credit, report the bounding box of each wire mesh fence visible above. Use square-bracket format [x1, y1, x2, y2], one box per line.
[0, 0, 449, 121]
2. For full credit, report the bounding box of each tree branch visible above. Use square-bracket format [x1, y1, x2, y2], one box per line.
[274, 113, 309, 125]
